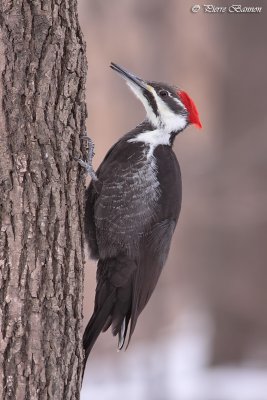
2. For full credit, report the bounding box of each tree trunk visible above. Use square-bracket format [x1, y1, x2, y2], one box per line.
[0, 1, 87, 399]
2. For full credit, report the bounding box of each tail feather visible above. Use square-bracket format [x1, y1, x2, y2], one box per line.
[118, 313, 131, 350]
[82, 256, 138, 379]
[82, 290, 116, 379]
[118, 318, 126, 350]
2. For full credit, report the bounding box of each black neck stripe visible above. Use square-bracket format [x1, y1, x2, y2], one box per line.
[144, 91, 159, 116]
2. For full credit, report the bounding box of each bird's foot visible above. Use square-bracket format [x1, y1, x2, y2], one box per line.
[76, 158, 98, 181]
[75, 135, 98, 181]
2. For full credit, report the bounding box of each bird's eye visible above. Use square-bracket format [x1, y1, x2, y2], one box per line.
[159, 90, 168, 97]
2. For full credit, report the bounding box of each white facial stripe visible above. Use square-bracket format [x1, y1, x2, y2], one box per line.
[126, 81, 187, 134]
[126, 82, 159, 127]
[173, 97, 186, 110]
[149, 87, 187, 133]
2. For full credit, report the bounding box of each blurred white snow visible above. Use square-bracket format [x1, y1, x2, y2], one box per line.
[81, 310, 267, 400]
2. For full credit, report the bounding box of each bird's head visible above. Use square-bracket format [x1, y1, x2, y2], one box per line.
[110, 62, 202, 137]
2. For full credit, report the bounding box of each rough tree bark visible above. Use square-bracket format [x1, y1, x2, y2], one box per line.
[0, 0, 87, 398]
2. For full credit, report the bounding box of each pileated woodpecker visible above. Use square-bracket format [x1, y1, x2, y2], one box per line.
[78, 63, 202, 375]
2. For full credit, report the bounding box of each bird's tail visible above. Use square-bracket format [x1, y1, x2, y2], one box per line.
[82, 290, 116, 380]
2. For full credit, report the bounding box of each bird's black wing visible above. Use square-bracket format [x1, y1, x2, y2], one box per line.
[83, 139, 182, 356]
[91, 139, 163, 259]
[127, 218, 177, 342]
[128, 145, 182, 342]
[84, 137, 127, 259]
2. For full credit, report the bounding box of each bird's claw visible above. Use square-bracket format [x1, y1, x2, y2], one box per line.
[80, 136, 95, 160]
[76, 135, 98, 181]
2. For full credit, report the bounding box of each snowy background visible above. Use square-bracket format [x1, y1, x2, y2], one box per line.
[81, 310, 267, 400]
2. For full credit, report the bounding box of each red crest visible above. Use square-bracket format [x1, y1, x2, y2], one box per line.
[179, 90, 202, 129]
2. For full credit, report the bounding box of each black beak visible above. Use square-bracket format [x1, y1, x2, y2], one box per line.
[110, 62, 149, 91]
